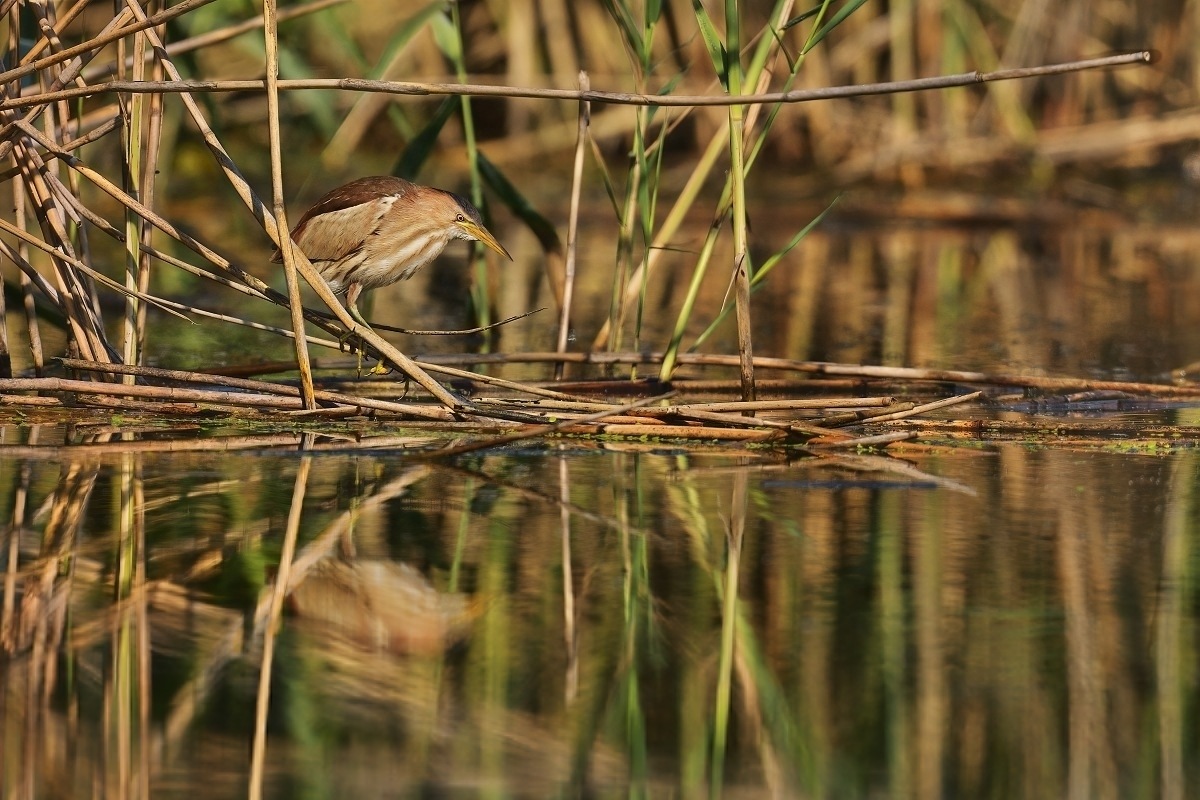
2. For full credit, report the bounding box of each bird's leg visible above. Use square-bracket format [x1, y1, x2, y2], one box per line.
[345, 283, 392, 376]
[345, 282, 371, 328]
[339, 283, 369, 373]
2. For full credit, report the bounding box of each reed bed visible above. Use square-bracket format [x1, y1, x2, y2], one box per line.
[0, 0, 1177, 445]
[0, 7, 1194, 794]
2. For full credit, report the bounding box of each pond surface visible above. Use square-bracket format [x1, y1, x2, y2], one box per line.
[2, 421, 1198, 798]
[4, 203, 1200, 798]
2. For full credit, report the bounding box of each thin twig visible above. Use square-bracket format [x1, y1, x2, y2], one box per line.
[842, 390, 983, 425]
[0, 52, 1155, 112]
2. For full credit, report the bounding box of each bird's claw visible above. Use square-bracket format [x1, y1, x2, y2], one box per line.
[336, 329, 366, 354]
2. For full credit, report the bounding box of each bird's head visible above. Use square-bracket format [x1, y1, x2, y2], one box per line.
[417, 187, 512, 262]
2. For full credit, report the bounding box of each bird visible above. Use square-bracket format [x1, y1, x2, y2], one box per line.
[273, 175, 511, 328]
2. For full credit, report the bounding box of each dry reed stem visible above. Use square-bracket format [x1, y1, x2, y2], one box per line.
[469, 399, 846, 437]
[54, 358, 461, 421]
[8, 139, 108, 365]
[410, 361, 595, 401]
[812, 430, 918, 449]
[423, 392, 678, 457]
[261, 0, 316, 410]
[136, 299, 346, 352]
[681, 397, 895, 411]
[0, 376, 343, 411]
[0, 114, 122, 183]
[407, 351, 1200, 398]
[2, 52, 1154, 112]
[0, 214, 184, 319]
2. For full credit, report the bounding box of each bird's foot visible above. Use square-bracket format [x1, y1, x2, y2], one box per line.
[337, 328, 367, 355]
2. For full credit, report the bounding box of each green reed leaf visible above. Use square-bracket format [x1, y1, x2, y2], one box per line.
[478, 152, 562, 254]
[691, 0, 729, 90]
[803, 0, 867, 52]
[374, 2, 447, 78]
[392, 96, 457, 180]
[600, 0, 645, 60]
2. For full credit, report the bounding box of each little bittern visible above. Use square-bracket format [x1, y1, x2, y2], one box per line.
[273, 175, 511, 327]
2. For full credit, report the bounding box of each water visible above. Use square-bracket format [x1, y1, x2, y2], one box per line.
[1, 423, 1196, 797]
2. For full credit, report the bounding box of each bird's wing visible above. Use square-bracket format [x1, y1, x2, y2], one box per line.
[272, 177, 416, 263]
[290, 197, 400, 264]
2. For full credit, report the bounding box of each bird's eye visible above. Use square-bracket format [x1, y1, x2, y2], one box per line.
[455, 213, 467, 222]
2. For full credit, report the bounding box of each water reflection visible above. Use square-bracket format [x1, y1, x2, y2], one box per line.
[1, 425, 1195, 797]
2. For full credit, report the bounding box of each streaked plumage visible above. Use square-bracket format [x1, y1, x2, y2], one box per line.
[273, 175, 510, 326]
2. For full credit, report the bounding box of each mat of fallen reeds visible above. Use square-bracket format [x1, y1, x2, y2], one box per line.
[3, 349, 1199, 457]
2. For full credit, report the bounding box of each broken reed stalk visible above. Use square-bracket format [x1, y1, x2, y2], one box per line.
[556, 70, 589, 380]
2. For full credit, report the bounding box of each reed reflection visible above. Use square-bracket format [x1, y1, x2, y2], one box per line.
[0, 428, 1196, 797]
